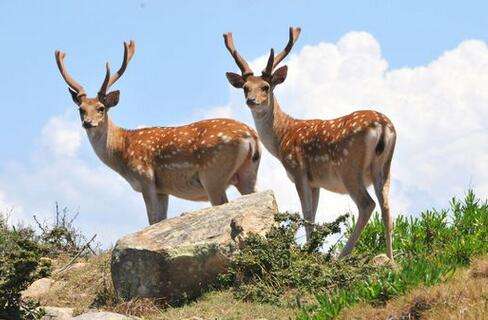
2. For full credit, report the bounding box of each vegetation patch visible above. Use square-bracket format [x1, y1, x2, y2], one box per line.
[299, 190, 488, 319]
[0, 213, 51, 319]
[1, 191, 486, 320]
[218, 212, 387, 306]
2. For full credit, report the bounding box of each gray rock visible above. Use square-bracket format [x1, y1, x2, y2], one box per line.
[111, 191, 277, 303]
[21, 278, 55, 300]
[41, 306, 73, 320]
[72, 311, 135, 319]
[372, 253, 391, 266]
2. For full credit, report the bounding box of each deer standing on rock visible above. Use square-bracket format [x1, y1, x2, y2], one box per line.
[223, 28, 396, 259]
[55, 41, 260, 225]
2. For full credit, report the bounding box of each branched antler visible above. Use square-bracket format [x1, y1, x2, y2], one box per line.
[223, 32, 253, 76]
[99, 40, 136, 95]
[54, 50, 86, 97]
[263, 27, 301, 76]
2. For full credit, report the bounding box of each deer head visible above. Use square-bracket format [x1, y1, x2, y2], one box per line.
[54, 41, 136, 129]
[223, 27, 300, 112]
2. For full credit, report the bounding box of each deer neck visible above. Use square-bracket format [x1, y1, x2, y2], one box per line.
[251, 95, 294, 158]
[86, 117, 126, 171]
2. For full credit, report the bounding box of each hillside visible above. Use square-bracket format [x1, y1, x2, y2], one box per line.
[1, 190, 487, 319]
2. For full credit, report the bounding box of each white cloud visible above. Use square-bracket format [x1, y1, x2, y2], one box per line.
[0, 189, 18, 216]
[40, 113, 83, 158]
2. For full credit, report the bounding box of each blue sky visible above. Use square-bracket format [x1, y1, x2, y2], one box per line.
[1, 1, 487, 244]
[1, 1, 486, 159]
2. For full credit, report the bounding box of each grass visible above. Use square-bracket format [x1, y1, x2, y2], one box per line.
[297, 190, 488, 319]
[7, 190, 488, 319]
[336, 256, 488, 319]
[37, 252, 114, 316]
[39, 252, 297, 319]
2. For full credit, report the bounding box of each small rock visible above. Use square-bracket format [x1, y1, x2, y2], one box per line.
[41, 306, 73, 320]
[372, 253, 392, 266]
[55, 262, 88, 273]
[72, 311, 137, 319]
[22, 278, 55, 300]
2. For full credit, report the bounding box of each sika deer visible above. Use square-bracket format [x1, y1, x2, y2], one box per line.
[55, 41, 260, 225]
[223, 28, 396, 259]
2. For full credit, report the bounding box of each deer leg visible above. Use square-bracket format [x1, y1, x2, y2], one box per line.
[142, 185, 168, 225]
[373, 163, 394, 260]
[295, 175, 316, 241]
[311, 187, 320, 219]
[199, 172, 229, 206]
[339, 176, 376, 258]
[156, 193, 169, 221]
[234, 156, 259, 195]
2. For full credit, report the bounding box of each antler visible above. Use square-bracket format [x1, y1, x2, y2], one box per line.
[55, 50, 86, 97]
[263, 27, 301, 76]
[99, 40, 136, 95]
[223, 32, 253, 77]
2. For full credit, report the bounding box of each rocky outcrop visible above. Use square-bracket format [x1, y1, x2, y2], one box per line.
[111, 191, 277, 303]
[72, 311, 137, 319]
[40, 307, 73, 320]
[22, 278, 55, 301]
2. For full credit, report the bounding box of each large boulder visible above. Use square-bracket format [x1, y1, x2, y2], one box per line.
[111, 191, 277, 303]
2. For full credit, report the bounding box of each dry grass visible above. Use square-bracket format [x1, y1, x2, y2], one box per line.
[40, 252, 487, 320]
[337, 256, 488, 320]
[39, 252, 115, 316]
[152, 291, 297, 320]
[39, 252, 296, 319]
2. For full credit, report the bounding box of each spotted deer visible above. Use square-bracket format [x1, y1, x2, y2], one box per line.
[55, 41, 260, 225]
[223, 28, 396, 259]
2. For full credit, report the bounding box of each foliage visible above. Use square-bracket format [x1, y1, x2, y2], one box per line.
[0, 213, 51, 320]
[0, 203, 96, 319]
[299, 190, 488, 319]
[33, 203, 94, 257]
[219, 212, 387, 305]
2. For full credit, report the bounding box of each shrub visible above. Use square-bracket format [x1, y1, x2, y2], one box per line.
[0, 213, 51, 320]
[219, 212, 388, 306]
[300, 190, 488, 319]
[33, 203, 94, 258]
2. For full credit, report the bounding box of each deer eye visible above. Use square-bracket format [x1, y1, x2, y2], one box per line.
[261, 85, 269, 92]
[97, 106, 105, 113]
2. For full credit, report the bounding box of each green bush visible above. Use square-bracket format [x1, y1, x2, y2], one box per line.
[0, 214, 51, 320]
[33, 203, 93, 258]
[300, 190, 488, 319]
[0, 203, 91, 319]
[219, 212, 388, 306]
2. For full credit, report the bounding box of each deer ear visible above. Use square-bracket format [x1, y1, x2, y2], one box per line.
[68, 87, 81, 105]
[226, 72, 245, 88]
[271, 65, 288, 86]
[102, 90, 120, 108]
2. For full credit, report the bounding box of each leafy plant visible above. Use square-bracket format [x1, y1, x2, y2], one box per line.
[219, 212, 388, 305]
[33, 203, 95, 258]
[0, 213, 51, 320]
[299, 190, 488, 319]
